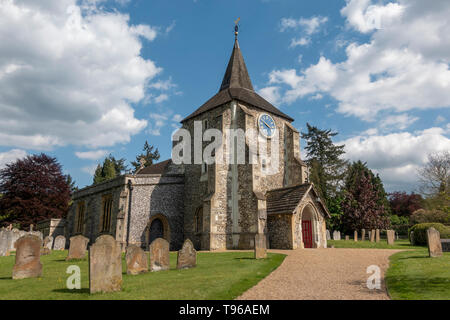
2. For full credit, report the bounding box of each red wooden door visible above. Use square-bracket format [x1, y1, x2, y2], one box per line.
[302, 220, 312, 248]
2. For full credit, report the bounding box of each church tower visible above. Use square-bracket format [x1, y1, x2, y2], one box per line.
[180, 31, 308, 250]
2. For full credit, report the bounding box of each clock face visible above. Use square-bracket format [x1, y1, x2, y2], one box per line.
[258, 114, 276, 138]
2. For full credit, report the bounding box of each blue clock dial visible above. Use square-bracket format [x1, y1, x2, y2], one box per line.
[258, 114, 276, 138]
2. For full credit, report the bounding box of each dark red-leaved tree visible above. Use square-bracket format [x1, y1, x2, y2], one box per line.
[0, 153, 71, 229]
[388, 192, 423, 217]
[342, 169, 390, 231]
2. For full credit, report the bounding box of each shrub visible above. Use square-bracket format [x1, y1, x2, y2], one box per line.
[408, 223, 450, 245]
[410, 209, 450, 225]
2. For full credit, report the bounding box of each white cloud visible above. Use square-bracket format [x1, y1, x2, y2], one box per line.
[264, 0, 450, 121]
[172, 114, 183, 122]
[290, 37, 310, 47]
[0, 149, 27, 168]
[339, 126, 450, 191]
[258, 86, 281, 105]
[0, 0, 167, 150]
[75, 149, 108, 160]
[280, 16, 328, 49]
[379, 114, 419, 130]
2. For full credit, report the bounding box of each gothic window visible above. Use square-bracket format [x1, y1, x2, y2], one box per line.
[101, 194, 113, 233]
[75, 201, 85, 234]
[194, 207, 203, 233]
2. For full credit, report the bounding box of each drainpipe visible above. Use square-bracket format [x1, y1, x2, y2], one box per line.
[126, 179, 133, 247]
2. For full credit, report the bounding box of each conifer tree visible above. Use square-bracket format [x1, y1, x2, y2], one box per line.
[131, 141, 160, 172]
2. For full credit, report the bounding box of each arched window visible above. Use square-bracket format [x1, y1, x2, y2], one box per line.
[75, 201, 85, 234]
[194, 207, 203, 233]
[101, 195, 113, 233]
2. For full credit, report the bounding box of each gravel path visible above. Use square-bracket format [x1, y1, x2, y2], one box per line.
[237, 248, 402, 300]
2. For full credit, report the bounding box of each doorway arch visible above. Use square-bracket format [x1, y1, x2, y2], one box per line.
[146, 213, 170, 247]
[301, 204, 318, 248]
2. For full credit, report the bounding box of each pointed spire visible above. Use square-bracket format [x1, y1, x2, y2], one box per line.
[219, 38, 254, 92]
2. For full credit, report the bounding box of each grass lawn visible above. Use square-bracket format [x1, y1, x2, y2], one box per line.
[0, 250, 285, 300]
[385, 249, 450, 300]
[327, 239, 423, 250]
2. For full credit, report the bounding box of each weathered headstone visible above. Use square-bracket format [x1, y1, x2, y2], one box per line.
[7, 228, 21, 253]
[43, 236, 53, 251]
[326, 229, 331, 241]
[126, 245, 148, 275]
[12, 235, 43, 279]
[370, 229, 375, 242]
[426, 227, 442, 258]
[376, 229, 380, 243]
[177, 239, 196, 269]
[29, 224, 34, 232]
[89, 235, 122, 294]
[441, 239, 450, 252]
[345, 235, 349, 241]
[386, 230, 395, 245]
[0, 229, 8, 256]
[354, 230, 358, 242]
[254, 233, 267, 259]
[149, 238, 170, 271]
[361, 229, 366, 241]
[410, 231, 415, 245]
[53, 235, 66, 250]
[332, 230, 341, 241]
[66, 235, 89, 260]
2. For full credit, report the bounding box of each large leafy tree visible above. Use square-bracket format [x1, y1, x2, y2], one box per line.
[342, 161, 390, 231]
[93, 154, 128, 185]
[131, 141, 160, 172]
[0, 153, 71, 228]
[388, 191, 423, 217]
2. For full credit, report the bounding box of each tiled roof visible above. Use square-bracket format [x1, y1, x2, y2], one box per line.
[266, 183, 312, 215]
[136, 159, 171, 175]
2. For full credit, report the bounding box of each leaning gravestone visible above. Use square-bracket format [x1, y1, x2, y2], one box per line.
[361, 229, 366, 241]
[12, 235, 43, 279]
[254, 233, 267, 259]
[426, 227, 442, 258]
[149, 238, 170, 271]
[376, 229, 380, 243]
[177, 239, 196, 269]
[370, 229, 375, 242]
[386, 230, 395, 245]
[89, 235, 122, 294]
[53, 235, 66, 250]
[354, 230, 358, 242]
[332, 231, 341, 241]
[43, 236, 53, 251]
[126, 245, 148, 275]
[326, 230, 331, 241]
[441, 239, 450, 252]
[66, 235, 89, 260]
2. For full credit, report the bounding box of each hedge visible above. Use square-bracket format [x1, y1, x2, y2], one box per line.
[408, 223, 450, 245]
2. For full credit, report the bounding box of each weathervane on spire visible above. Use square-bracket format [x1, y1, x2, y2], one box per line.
[234, 17, 240, 39]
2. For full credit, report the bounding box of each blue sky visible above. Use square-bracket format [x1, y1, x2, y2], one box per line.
[0, 0, 449, 192]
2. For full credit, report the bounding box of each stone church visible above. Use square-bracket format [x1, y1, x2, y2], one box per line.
[67, 35, 330, 251]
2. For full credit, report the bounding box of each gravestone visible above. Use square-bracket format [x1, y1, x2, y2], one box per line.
[441, 239, 450, 252]
[8, 228, 21, 253]
[332, 231, 341, 241]
[370, 229, 375, 242]
[0, 229, 8, 256]
[53, 235, 66, 250]
[354, 230, 358, 242]
[43, 236, 53, 251]
[29, 231, 43, 241]
[254, 233, 267, 259]
[376, 229, 380, 243]
[177, 239, 196, 269]
[426, 227, 442, 258]
[149, 238, 170, 271]
[387, 230, 395, 245]
[361, 229, 366, 241]
[410, 231, 415, 245]
[126, 245, 148, 275]
[89, 235, 122, 294]
[12, 235, 43, 279]
[66, 235, 89, 260]
[345, 235, 349, 241]
[326, 230, 331, 241]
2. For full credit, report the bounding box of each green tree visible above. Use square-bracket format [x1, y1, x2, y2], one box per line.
[131, 141, 160, 172]
[93, 154, 127, 185]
